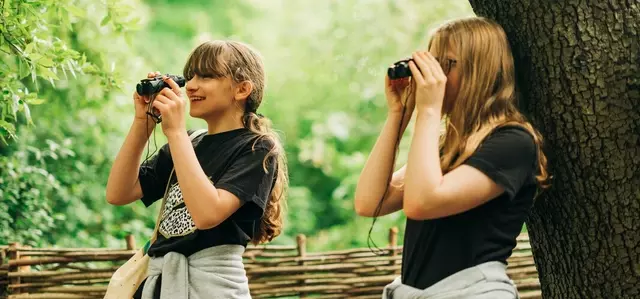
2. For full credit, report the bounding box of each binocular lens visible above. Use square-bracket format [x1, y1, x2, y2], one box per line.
[388, 59, 413, 80]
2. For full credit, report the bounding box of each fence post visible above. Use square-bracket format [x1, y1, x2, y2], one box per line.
[20, 246, 31, 274]
[296, 234, 307, 257]
[1, 246, 6, 297]
[126, 235, 136, 250]
[7, 243, 20, 295]
[388, 227, 400, 270]
[388, 227, 398, 253]
[296, 234, 307, 298]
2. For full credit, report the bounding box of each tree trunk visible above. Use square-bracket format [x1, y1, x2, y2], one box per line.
[468, 1, 640, 298]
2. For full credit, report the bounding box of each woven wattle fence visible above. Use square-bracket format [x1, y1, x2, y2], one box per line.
[0, 228, 541, 299]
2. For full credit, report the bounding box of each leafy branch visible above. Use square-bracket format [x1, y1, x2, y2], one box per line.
[0, 0, 143, 144]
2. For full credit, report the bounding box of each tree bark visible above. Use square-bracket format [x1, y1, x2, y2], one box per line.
[468, 1, 639, 298]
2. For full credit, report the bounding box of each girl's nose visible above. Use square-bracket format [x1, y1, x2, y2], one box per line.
[186, 78, 198, 91]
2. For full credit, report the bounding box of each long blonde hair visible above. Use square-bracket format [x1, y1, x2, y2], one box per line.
[429, 17, 550, 189]
[183, 40, 289, 244]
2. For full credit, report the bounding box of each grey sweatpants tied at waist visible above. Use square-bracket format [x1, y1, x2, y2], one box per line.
[141, 245, 251, 299]
[382, 261, 519, 299]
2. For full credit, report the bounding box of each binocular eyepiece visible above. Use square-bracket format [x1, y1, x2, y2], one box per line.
[387, 59, 413, 80]
[136, 74, 186, 96]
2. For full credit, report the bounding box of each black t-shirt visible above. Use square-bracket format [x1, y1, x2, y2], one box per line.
[401, 126, 538, 290]
[138, 128, 276, 258]
[133, 128, 276, 299]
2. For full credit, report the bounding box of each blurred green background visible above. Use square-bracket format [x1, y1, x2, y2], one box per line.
[0, 0, 474, 251]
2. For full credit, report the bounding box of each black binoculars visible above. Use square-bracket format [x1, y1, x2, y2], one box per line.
[387, 59, 413, 80]
[136, 74, 186, 96]
[136, 74, 186, 123]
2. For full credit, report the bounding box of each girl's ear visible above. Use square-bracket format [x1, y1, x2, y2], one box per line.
[234, 81, 253, 101]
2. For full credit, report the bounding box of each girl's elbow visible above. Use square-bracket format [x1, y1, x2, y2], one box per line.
[354, 203, 373, 217]
[106, 190, 124, 206]
[354, 196, 374, 217]
[403, 204, 437, 220]
[403, 197, 423, 220]
[106, 188, 138, 206]
[194, 221, 214, 230]
[402, 193, 438, 220]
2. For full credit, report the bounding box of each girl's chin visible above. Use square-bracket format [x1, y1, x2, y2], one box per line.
[189, 106, 203, 118]
[189, 101, 227, 118]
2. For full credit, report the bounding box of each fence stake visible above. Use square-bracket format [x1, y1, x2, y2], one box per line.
[389, 227, 400, 269]
[296, 234, 307, 257]
[1, 246, 6, 297]
[125, 235, 136, 250]
[8, 243, 20, 295]
[388, 227, 398, 252]
[296, 234, 307, 298]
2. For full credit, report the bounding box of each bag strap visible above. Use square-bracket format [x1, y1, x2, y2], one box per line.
[149, 129, 208, 245]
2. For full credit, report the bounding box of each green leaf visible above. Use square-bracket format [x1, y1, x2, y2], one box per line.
[18, 59, 31, 79]
[11, 94, 20, 118]
[25, 43, 35, 55]
[30, 53, 43, 62]
[127, 17, 142, 30]
[36, 65, 59, 80]
[0, 120, 16, 135]
[26, 97, 45, 105]
[100, 14, 111, 26]
[124, 33, 134, 47]
[38, 57, 55, 68]
[23, 102, 33, 125]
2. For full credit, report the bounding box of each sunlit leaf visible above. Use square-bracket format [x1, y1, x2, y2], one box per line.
[18, 59, 31, 79]
[0, 120, 16, 137]
[23, 102, 33, 125]
[36, 65, 59, 80]
[100, 14, 111, 26]
[25, 42, 35, 55]
[38, 57, 55, 68]
[11, 94, 20, 118]
[26, 97, 45, 105]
